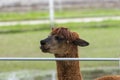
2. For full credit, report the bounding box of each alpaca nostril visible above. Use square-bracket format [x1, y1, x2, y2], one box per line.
[40, 40, 46, 45]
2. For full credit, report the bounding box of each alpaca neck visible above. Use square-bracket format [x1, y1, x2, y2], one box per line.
[54, 46, 82, 80]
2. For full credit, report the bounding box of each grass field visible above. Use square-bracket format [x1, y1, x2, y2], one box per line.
[0, 20, 120, 72]
[0, 9, 120, 21]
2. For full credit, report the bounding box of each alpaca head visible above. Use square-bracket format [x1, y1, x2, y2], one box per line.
[40, 27, 89, 54]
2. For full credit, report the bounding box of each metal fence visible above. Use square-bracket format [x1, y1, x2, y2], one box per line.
[0, 57, 119, 80]
[0, 58, 120, 67]
[0, 57, 120, 61]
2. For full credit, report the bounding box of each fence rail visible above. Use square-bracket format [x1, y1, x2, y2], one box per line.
[0, 58, 119, 61]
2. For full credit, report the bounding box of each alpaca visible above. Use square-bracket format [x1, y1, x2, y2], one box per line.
[95, 75, 120, 80]
[40, 27, 89, 80]
[40, 27, 119, 80]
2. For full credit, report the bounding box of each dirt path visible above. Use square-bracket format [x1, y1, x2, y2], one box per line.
[0, 16, 120, 26]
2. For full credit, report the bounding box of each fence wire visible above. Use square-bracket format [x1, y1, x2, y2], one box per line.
[0, 57, 119, 61]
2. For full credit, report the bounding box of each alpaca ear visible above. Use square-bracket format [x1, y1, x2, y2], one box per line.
[52, 27, 56, 31]
[51, 27, 55, 31]
[52, 27, 54, 30]
[73, 38, 89, 47]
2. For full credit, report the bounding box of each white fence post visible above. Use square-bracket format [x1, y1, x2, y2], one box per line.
[49, 0, 55, 28]
[118, 56, 120, 74]
[51, 71, 56, 80]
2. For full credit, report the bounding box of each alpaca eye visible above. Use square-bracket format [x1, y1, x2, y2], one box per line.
[55, 36, 64, 41]
[55, 36, 60, 40]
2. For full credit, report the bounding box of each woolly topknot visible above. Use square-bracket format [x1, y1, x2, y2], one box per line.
[51, 27, 79, 42]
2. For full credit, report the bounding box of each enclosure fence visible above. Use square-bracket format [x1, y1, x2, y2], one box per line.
[0, 57, 119, 61]
[0, 57, 120, 66]
[0, 57, 119, 80]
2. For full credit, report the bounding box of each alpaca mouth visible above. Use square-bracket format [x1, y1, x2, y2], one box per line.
[40, 46, 50, 52]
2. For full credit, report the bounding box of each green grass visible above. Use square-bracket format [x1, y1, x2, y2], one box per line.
[0, 20, 120, 33]
[0, 9, 120, 21]
[0, 20, 120, 72]
[0, 11, 49, 21]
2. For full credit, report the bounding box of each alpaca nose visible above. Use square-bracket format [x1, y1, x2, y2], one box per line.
[40, 40, 46, 45]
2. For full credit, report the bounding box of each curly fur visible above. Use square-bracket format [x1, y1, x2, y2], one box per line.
[95, 75, 120, 80]
[51, 27, 79, 42]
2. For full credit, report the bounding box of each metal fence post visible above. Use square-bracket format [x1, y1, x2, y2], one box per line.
[51, 71, 56, 80]
[49, 0, 54, 28]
